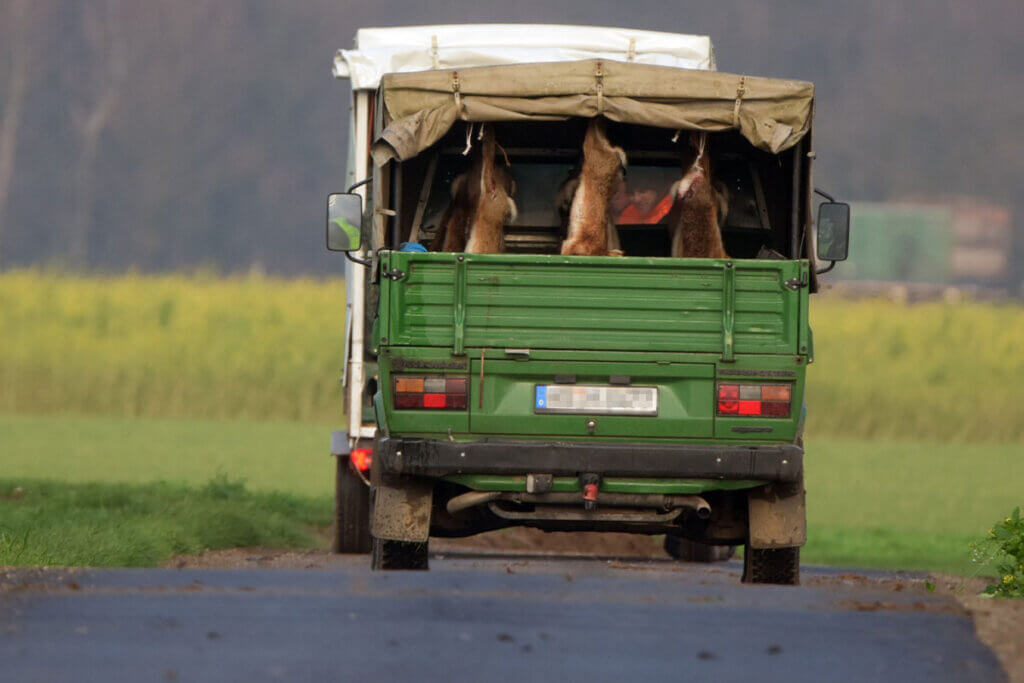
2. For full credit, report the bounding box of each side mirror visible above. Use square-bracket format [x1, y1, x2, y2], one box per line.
[326, 193, 363, 252]
[816, 201, 850, 262]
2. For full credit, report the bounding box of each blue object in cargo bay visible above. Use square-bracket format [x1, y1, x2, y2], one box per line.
[535, 386, 547, 409]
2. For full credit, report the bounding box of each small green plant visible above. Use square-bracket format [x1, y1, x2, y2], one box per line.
[202, 470, 247, 500]
[972, 507, 1024, 599]
[0, 528, 31, 565]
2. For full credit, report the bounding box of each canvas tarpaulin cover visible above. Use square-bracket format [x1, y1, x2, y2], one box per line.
[335, 25, 716, 90]
[371, 59, 814, 166]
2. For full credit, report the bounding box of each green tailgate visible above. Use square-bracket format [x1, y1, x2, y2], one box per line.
[376, 252, 809, 443]
[380, 252, 807, 357]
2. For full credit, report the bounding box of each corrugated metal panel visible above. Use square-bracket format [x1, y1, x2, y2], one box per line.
[383, 253, 802, 355]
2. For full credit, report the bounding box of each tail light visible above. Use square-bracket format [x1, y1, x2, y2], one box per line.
[393, 376, 468, 410]
[717, 383, 791, 418]
[350, 447, 372, 472]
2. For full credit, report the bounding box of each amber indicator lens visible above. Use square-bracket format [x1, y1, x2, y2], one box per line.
[761, 385, 792, 401]
[394, 376, 467, 410]
[716, 383, 792, 418]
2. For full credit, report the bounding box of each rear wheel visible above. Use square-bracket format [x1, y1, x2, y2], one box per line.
[332, 456, 371, 554]
[664, 536, 736, 563]
[371, 537, 429, 570]
[742, 546, 800, 585]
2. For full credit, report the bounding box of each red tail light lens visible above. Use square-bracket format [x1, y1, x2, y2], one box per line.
[393, 376, 468, 410]
[717, 383, 791, 418]
[350, 448, 372, 472]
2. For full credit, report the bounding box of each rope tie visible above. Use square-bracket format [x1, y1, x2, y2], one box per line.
[451, 71, 466, 119]
[733, 76, 746, 127]
[627, 38, 636, 62]
[430, 35, 440, 69]
[595, 61, 605, 114]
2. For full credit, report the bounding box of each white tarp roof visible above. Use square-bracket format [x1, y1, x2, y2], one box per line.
[334, 24, 716, 90]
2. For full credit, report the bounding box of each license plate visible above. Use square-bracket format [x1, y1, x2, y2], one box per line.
[534, 385, 658, 416]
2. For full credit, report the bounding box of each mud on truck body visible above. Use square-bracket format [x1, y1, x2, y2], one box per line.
[326, 25, 850, 584]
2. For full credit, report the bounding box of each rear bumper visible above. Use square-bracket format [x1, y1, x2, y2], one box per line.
[376, 437, 802, 483]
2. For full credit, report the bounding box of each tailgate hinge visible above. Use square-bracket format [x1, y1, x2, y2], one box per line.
[721, 261, 736, 362]
[452, 255, 467, 355]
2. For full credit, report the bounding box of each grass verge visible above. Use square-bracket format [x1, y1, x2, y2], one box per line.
[2, 414, 1020, 572]
[0, 477, 330, 568]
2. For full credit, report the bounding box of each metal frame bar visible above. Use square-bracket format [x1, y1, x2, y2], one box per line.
[346, 90, 375, 444]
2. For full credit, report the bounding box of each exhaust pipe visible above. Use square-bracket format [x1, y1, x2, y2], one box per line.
[446, 491, 502, 515]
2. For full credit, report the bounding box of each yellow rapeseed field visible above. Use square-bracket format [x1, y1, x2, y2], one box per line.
[1, 270, 1021, 440]
[0, 270, 346, 422]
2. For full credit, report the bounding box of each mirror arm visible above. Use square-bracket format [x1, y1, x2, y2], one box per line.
[345, 250, 372, 267]
[814, 187, 836, 202]
[815, 260, 837, 275]
[347, 177, 372, 194]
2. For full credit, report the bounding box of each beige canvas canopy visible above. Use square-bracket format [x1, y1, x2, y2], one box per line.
[371, 59, 813, 165]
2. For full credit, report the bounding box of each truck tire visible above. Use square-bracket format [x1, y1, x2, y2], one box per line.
[742, 546, 800, 585]
[371, 538, 429, 570]
[332, 456, 371, 554]
[664, 536, 736, 563]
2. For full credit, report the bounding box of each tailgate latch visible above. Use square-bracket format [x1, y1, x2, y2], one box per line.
[784, 275, 808, 290]
[383, 268, 406, 281]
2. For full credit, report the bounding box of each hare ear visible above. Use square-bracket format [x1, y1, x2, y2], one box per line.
[505, 197, 518, 223]
[450, 173, 466, 199]
[614, 146, 628, 169]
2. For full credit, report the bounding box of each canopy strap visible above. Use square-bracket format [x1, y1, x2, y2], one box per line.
[451, 71, 466, 119]
[733, 76, 746, 126]
[627, 38, 637, 61]
[430, 35, 440, 69]
[594, 61, 605, 113]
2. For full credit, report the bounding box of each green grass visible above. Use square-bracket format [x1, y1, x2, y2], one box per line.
[802, 438, 1022, 574]
[0, 477, 330, 567]
[2, 414, 1020, 572]
[0, 414, 335, 497]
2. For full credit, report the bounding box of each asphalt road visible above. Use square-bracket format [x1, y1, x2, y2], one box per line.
[0, 554, 1006, 683]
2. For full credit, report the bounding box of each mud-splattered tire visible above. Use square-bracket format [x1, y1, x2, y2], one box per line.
[664, 536, 736, 563]
[371, 537, 429, 571]
[742, 546, 800, 585]
[332, 456, 371, 554]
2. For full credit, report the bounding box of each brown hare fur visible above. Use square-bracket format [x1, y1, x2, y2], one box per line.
[560, 118, 626, 256]
[432, 124, 516, 253]
[667, 135, 729, 259]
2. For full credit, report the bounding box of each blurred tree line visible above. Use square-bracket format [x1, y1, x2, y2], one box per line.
[0, 0, 1020, 275]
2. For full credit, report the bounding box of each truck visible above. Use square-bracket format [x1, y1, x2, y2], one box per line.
[326, 25, 851, 585]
